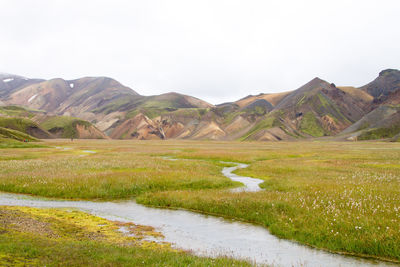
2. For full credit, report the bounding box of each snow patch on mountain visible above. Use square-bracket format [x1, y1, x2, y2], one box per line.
[28, 94, 38, 103]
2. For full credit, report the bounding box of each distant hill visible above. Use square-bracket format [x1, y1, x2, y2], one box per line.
[360, 69, 400, 102]
[0, 105, 106, 140]
[338, 69, 400, 141]
[37, 115, 108, 139]
[0, 116, 51, 139]
[0, 126, 39, 142]
[1, 69, 400, 141]
[341, 105, 400, 141]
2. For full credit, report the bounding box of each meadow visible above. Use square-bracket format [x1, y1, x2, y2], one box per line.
[0, 139, 399, 264]
[0, 206, 249, 266]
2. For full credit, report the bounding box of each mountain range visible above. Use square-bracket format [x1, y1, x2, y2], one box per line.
[0, 69, 399, 142]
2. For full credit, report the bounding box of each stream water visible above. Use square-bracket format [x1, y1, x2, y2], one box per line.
[221, 162, 264, 192]
[0, 163, 396, 267]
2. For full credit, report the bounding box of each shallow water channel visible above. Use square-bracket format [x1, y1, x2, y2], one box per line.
[0, 163, 396, 267]
[221, 162, 264, 192]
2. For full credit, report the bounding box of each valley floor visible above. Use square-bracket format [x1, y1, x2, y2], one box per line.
[0, 139, 399, 265]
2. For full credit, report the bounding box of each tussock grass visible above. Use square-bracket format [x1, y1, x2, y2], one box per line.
[0, 139, 399, 261]
[0, 140, 237, 199]
[137, 141, 400, 262]
[0, 206, 250, 266]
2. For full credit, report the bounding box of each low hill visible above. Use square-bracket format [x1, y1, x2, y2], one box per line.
[0, 105, 107, 139]
[0, 127, 39, 142]
[100, 92, 213, 139]
[0, 105, 38, 118]
[340, 105, 400, 140]
[338, 69, 400, 141]
[0, 117, 51, 139]
[38, 116, 107, 139]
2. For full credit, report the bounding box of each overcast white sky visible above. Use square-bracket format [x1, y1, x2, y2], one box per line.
[0, 0, 399, 104]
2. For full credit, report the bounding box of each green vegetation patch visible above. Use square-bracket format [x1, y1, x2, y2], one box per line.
[136, 141, 400, 262]
[41, 116, 91, 138]
[169, 108, 207, 119]
[223, 111, 245, 125]
[314, 93, 351, 124]
[0, 117, 39, 133]
[1, 140, 400, 262]
[358, 124, 400, 140]
[0, 127, 38, 142]
[0, 206, 249, 266]
[0, 138, 44, 149]
[299, 112, 325, 137]
[0, 148, 237, 199]
[92, 96, 140, 115]
[240, 114, 281, 140]
[0, 106, 35, 118]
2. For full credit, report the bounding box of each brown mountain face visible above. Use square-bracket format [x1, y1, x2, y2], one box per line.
[1, 76, 142, 138]
[240, 77, 373, 140]
[1, 69, 400, 141]
[339, 69, 400, 140]
[0, 105, 107, 140]
[235, 91, 291, 108]
[0, 73, 45, 99]
[360, 69, 400, 103]
[5, 76, 139, 116]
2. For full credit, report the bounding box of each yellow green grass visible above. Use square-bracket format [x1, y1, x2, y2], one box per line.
[0, 140, 399, 262]
[0, 206, 249, 266]
[40, 116, 92, 138]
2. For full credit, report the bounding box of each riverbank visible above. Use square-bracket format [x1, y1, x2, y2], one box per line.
[0, 205, 250, 266]
[0, 139, 399, 264]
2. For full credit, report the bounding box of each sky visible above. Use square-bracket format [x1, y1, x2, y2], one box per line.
[0, 0, 399, 104]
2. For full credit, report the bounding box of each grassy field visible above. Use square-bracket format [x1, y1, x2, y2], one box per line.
[0, 206, 249, 266]
[0, 139, 399, 263]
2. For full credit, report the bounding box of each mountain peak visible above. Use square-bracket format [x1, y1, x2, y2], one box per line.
[310, 77, 324, 82]
[0, 73, 28, 80]
[361, 69, 400, 99]
[379, 69, 399, 77]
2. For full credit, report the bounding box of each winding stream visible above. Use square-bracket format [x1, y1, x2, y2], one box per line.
[221, 162, 264, 192]
[0, 162, 395, 267]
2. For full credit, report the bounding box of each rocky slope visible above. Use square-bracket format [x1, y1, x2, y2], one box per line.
[1, 69, 399, 141]
[0, 105, 106, 140]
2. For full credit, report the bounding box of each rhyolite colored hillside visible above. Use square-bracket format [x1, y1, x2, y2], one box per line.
[0, 105, 106, 141]
[1, 69, 400, 141]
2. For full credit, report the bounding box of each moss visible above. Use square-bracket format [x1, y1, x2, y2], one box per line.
[296, 94, 307, 107]
[358, 125, 400, 140]
[317, 93, 330, 109]
[41, 116, 92, 138]
[223, 111, 245, 125]
[169, 108, 205, 119]
[0, 127, 38, 142]
[316, 93, 351, 124]
[126, 109, 140, 119]
[143, 108, 167, 119]
[0, 117, 39, 133]
[299, 112, 325, 137]
[240, 115, 281, 141]
[0, 206, 250, 266]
